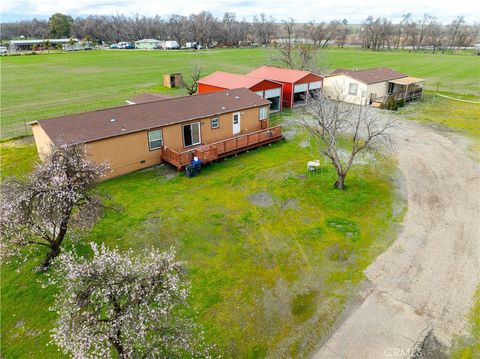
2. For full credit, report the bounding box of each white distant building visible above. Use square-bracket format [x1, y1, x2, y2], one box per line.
[134, 39, 161, 50]
[9, 38, 79, 52]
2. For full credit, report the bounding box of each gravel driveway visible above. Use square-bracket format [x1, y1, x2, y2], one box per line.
[313, 119, 480, 358]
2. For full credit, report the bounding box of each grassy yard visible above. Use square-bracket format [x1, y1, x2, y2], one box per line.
[397, 94, 480, 155]
[0, 120, 403, 357]
[451, 287, 480, 358]
[1, 47, 479, 139]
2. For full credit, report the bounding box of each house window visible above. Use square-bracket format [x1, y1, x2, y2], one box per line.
[348, 83, 358, 95]
[148, 130, 162, 150]
[183, 122, 201, 147]
[211, 117, 219, 129]
[259, 106, 269, 120]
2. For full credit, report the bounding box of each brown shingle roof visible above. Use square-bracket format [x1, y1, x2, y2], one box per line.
[36, 88, 271, 145]
[329, 67, 407, 84]
[128, 93, 173, 104]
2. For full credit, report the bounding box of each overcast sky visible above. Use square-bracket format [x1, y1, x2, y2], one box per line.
[1, 0, 478, 23]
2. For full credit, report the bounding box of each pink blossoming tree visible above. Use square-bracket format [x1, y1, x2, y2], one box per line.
[0, 143, 108, 269]
[49, 244, 211, 358]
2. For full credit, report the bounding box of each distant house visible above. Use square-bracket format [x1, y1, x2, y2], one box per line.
[198, 71, 284, 112]
[247, 66, 324, 108]
[134, 39, 161, 50]
[9, 38, 79, 52]
[31, 88, 282, 178]
[323, 67, 425, 106]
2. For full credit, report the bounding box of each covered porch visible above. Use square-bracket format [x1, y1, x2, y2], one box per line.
[374, 77, 425, 105]
[161, 126, 283, 169]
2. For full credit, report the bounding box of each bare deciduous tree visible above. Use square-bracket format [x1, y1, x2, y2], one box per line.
[301, 94, 395, 190]
[253, 13, 277, 45]
[49, 243, 212, 358]
[271, 18, 319, 70]
[0, 143, 108, 269]
[180, 66, 201, 95]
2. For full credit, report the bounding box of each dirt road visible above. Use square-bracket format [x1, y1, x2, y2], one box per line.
[313, 120, 480, 358]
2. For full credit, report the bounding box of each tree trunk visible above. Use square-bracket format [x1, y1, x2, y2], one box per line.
[40, 244, 61, 269]
[111, 339, 125, 358]
[334, 174, 346, 190]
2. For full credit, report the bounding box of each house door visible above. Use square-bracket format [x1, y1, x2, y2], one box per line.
[233, 112, 240, 135]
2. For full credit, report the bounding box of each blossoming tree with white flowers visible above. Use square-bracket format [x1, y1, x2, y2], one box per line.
[49, 244, 211, 359]
[0, 143, 108, 269]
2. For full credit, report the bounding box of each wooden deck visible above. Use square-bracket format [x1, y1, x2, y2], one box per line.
[373, 88, 423, 105]
[161, 126, 283, 169]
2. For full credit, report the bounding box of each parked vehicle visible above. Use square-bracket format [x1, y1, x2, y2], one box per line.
[109, 43, 119, 49]
[0, 46, 7, 54]
[163, 40, 179, 49]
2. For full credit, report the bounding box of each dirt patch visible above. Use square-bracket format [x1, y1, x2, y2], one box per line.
[281, 198, 298, 210]
[248, 192, 274, 207]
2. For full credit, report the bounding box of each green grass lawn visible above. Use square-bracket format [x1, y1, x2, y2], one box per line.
[397, 94, 480, 155]
[451, 287, 480, 359]
[0, 122, 404, 357]
[1, 47, 479, 139]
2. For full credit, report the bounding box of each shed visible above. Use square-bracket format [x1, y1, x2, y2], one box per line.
[247, 66, 324, 108]
[163, 73, 183, 88]
[198, 71, 283, 112]
[134, 39, 161, 50]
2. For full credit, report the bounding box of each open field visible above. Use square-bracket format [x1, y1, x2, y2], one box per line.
[0, 123, 402, 357]
[1, 47, 479, 139]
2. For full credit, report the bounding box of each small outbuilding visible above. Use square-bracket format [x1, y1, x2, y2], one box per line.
[198, 71, 283, 112]
[323, 67, 425, 106]
[247, 66, 324, 108]
[134, 39, 161, 50]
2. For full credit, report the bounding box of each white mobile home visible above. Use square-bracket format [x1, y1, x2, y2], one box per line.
[323, 68, 425, 106]
[135, 39, 161, 50]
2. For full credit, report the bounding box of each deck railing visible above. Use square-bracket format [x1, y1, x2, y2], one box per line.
[161, 126, 283, 169]
[376, 89, 423, 104]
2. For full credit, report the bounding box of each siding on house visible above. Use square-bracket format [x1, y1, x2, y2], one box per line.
[161, 106, 265, 151]
[323, 75, 368, 105]
[88, 131, 163, 178]
[324, 74, 393, 105]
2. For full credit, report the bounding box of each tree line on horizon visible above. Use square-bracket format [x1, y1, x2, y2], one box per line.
[0, 12, 478, 52]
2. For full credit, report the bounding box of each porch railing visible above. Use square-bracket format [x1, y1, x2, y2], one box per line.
[161, 126, 283, 169]
[376, 88, 423, 103]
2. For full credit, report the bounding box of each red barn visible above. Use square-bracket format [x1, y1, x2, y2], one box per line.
[198, 71, 283, 112]
[246, 66, 324, 108]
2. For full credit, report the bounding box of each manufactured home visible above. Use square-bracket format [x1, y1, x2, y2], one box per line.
[247, 66, 324, 108]
[134, 39, 162, 49]
[31, 88, 283, 179]
[323, 68, 425, 106]
[198, 71, 284, 112]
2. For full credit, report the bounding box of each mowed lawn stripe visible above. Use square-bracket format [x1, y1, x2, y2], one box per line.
[1, 48, 479, 139]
